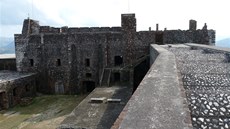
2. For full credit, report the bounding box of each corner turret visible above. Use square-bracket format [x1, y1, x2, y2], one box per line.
[22, 18, 40, 35]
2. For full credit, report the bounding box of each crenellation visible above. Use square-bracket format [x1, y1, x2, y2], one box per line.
[67, 27, 122, 33]
[39, 26, 51, 33]
[61, 26, 68, 33]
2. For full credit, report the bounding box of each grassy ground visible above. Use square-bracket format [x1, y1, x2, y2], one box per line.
[0, 94, 87, 129]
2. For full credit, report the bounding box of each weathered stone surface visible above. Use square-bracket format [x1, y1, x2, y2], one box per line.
[15, 14, 148, 94]
[58, 86, 132, 129]
[117, 45, 192, 129]
[166, 44, 230, 129]
[0, 71, 36, 109]
[14, 14, 215, 94]
[0, 54, 16, 71]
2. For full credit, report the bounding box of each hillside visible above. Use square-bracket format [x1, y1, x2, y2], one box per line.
[216, 38, 230, 48]
[0, 37, 15, 54]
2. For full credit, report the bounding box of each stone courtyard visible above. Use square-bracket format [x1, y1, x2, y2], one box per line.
[165, 45, 230, 129]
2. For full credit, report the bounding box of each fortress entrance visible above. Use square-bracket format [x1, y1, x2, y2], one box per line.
[83, 81, 95, 92]
[55, 81, 64, 94]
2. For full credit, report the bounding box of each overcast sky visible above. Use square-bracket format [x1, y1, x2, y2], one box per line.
[0, 0, 229, 41]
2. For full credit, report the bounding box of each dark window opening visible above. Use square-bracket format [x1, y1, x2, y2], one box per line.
[83, 81, 95, 92]
[56, 59, 61, 66]
[114, 72, 120, 82]
[13, 88, 17, 96]
[0, 93, 4, 109]
[30, 59, 34, 66]
[86, 73, 92, 78]
[85, 58, 90, 67]
[155, 33, 163, 45]
[114, 56, 123, 66]
[25, 84, 30, 92]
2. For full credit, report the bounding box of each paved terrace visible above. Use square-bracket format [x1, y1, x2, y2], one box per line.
[165, 44, 230, 128]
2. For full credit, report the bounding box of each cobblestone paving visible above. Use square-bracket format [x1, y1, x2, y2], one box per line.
[166, 46, 230, 129]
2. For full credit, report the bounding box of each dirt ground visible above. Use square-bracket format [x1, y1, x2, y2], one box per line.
[0, 94, 87, 129]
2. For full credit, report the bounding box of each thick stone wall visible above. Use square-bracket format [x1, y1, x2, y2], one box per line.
[0, 58, 16, 71]
[163, 29, 215, 45]
[0, 71, 36, 109]
[113, 45, 192, 129]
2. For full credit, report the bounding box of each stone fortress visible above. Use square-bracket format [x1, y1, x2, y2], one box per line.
[2, 13, 230, 129]
[14, 14, 215, 94]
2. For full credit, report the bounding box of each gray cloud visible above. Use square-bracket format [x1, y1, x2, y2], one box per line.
[0, 0, 61, 26]
[0, 0, 30, 25]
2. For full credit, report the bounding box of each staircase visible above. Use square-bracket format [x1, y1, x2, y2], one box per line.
[99, 55, 149, 87]
[100, 68, 111, 86]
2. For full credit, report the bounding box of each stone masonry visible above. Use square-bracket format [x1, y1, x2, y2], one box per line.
[14, 13, 215, 94]
[0, 71, 36, 110]
[166, 46, 230, 129]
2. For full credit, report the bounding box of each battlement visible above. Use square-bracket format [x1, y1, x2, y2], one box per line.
[39, 26, 122, 34]
[67, 27, 122, 33]
[19, 14, 137, 36]
[39, 26, 61, 33]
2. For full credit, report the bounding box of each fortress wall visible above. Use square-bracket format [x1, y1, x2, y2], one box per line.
[39, 34, 70, 94]
[134, 31, 155, 59]
[16, 34, 71, 94]
[40, 26, 122, 33]
[15, 14, 215, 95]
[68, 33, 105, 93]
[114, 44, 192, 129]
[163, 29, 215, 45]
[66, 29, 142, 91]
[0, 72, 36, 110]
[163, 30, 191, 43]
[68, 27, 121, 33]
[0, 58, 16, 71]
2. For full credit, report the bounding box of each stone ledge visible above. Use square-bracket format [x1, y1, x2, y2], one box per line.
[186, 43, 230, 53]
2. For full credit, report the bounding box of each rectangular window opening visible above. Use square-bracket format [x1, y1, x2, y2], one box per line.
[30, 59, 34, 67]
[85, 58, 90, 67]
[114, 56, 123, 66]
[25, 84, 30, 92]
[13, 88, 17, 96]
[86, 73, 92, 78]
[57, 59, 61, 66]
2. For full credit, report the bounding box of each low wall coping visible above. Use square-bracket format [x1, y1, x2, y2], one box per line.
[116, 44, 192, 129]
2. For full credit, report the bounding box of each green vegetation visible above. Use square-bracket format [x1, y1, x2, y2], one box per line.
[0, 95, 87, 129]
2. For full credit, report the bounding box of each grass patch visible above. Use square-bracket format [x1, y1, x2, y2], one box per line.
[0, 94, 88, 129]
